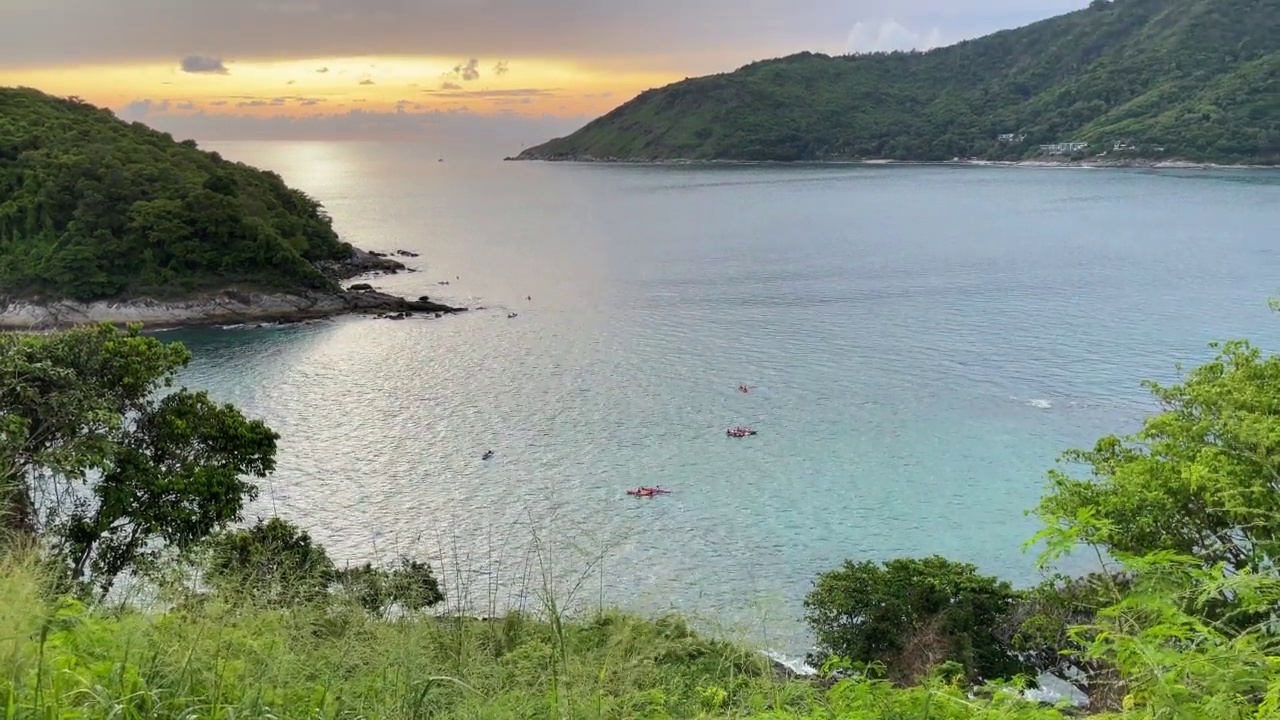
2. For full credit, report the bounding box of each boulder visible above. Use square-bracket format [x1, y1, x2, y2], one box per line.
[314, 247, 407, 281]
[340, 288, 466, 315]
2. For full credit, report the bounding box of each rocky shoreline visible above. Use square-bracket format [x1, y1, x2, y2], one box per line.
[0, 246, 466, 331]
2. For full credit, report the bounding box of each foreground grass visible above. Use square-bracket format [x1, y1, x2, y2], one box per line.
[0, 559, 1071, 720]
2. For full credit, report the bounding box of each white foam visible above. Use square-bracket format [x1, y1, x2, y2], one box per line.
[1026, 398, 1052, 409]
[763, 648, 817, 676]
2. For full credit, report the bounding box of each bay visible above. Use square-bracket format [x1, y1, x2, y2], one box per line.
[168, 142, 1280, 652]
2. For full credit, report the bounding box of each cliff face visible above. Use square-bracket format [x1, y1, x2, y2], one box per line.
[515, 0, 1280, 164]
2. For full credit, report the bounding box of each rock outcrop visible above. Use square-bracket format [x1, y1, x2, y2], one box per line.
[0, 287, 465, 331]
[0, 244, 469, 331]
[314, 246, 408, 281]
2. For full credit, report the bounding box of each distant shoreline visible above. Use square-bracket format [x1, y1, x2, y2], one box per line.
[506, 155, 1277, 171]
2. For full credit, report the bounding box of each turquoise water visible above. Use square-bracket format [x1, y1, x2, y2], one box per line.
[170, 142, 1280, 652]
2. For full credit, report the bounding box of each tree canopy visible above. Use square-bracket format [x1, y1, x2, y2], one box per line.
[0, 88, 353, 302]
[202, 516, 445, 615]
[804, 556, 1025, 685]
[517, 0, 1280, 164]
[0, 323, 278, 594]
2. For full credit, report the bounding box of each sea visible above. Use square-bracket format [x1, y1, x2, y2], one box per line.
[164, 141, 1280, 656]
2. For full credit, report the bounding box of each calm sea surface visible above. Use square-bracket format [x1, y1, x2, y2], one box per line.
[170, 142, 1279, 653]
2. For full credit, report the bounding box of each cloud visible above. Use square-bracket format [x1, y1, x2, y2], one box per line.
[844, 18, 945, 52]
[440, 81, 462, 90]
[315, 66, 329, 73]
[176, 100, 196, 110]
[286, 79, 296, 84]
[493, 60, 509, 76]
[254, 1, 321, 13]
[424, 87, 560, 99]
[448, 58, 480, 82]
[180, 55, 229, 74]
[359, 77, 375, 85]
[213, 95, 330, 106]
[119, 98, 169, 120]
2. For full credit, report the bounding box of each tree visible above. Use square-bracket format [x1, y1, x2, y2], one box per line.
[334, 558, 445, 617]
[204, 516, 445, 615]
[1035, 339, 1280, 579]
[0, 324, 277, 595]
[803, 555, 1026, 685]
[203, 516, 335, 605]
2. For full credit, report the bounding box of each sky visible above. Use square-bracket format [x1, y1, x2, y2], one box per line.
[0, 0, 1088, 149]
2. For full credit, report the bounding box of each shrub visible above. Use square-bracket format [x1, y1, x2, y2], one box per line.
[204, 516, 445, 615]
[804, 555, 1027, 685]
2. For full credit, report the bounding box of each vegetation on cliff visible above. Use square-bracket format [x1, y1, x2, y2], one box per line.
[517, 0, 1280, 164]
[7, 316, 1280, 717]
[0, 88, 354, 302]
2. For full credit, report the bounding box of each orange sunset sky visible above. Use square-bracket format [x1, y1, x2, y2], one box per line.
[0, 55, 677, 118]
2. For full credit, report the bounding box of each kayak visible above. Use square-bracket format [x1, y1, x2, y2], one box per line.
[627, 486, 671, 497]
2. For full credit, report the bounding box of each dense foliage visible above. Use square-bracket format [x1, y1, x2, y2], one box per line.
[0, 88, 353, 301]
[0, 324, 277, 595]
[518, 0, 1280, 164]
[203, 516, 445, 614]
[804, 556, 1025, 685]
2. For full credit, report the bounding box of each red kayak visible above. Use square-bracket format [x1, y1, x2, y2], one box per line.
[627, 486, 671, 497]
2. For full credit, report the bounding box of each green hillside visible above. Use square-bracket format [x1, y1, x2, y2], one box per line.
[0, 88, 353, 302]
[516, 0, 1280, 164]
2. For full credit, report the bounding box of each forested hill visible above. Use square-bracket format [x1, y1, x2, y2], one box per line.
[516, 0, 1280, 164]
[0, 88, 354, 302]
